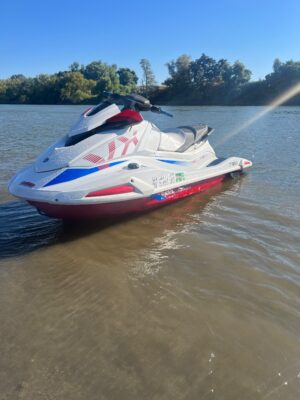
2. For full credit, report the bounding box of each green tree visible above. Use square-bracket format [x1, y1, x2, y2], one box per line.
[264, 59, 300, 103]
[273, 58, 282, 73]
[140, 58, 156, 96]
[4, 75, 28, 103]
[83, 61, 105, 80]
[31, 74, 62, 104]
[117, 67, 138, 94]
[229, 61, 251, 86]
[60, 72, 96, 104]
[165, 54, 192, 92]
[0, 80, 7, 103]
[117, 68, 138, 86]
[83, 61, 115, 81]
[69, 62, 81, 72]
[163, 53, 252, 104]
[82, 61, 121, 97]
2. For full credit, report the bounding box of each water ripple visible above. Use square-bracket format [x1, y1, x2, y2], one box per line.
[0, 201, 62, 258]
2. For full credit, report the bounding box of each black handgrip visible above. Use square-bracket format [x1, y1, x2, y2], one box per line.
[151, 105, 173, 117]
[150, 105, 161, 113]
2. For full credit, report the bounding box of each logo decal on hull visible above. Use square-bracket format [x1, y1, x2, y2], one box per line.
[175, 172, 185, 182]
[152, 172, 185, 189]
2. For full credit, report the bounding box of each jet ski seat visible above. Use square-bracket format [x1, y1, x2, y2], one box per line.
[158, 124, 212, 152]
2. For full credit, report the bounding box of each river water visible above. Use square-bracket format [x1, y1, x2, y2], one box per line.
[0, 105, 299, 400]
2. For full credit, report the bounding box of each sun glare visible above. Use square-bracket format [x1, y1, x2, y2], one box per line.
[217, 82, 300, 146]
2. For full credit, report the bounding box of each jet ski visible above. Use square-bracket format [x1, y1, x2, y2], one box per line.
[8, 92, 252, 220]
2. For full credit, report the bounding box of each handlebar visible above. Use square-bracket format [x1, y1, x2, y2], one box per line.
[151, 105, 173, 118]
[103, 91, 173, 118]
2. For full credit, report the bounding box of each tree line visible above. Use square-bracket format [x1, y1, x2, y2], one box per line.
[0, 56, 300, 105]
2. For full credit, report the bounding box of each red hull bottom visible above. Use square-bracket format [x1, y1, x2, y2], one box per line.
[29, 175, 226, 220]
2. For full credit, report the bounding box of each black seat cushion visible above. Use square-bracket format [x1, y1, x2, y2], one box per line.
[176, 125, 212, 152]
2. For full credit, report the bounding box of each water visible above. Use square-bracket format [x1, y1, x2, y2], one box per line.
[0, 105, 300, 399]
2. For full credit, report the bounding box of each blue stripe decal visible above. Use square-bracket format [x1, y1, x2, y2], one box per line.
[98, 160, 126, 170]
[158, 159, 189, 165]
[151, 194, 166, 201]
[44, 168, 98, 187]
[44, 160, 127, 187]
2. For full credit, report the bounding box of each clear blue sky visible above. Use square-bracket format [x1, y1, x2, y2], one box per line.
[1, 0, 300, 83]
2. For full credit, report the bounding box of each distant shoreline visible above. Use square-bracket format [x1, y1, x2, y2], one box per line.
[1, 56, 300, 106]
[1, 103, 300, 107]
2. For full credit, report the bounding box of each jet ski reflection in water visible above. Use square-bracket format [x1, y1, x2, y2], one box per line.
[8, 92, 252, 220]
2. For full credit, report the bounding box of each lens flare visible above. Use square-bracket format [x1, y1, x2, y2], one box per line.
[217, 82, 300, 146]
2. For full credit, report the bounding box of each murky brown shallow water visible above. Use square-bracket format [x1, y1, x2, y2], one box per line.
[0, 105, 300, 399]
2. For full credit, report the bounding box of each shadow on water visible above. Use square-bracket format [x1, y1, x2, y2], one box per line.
[0, 201, 62, 258]
[0, 178, 242, 259]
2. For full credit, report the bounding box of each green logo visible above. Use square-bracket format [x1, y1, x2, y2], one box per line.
[175, 172, 185, 182]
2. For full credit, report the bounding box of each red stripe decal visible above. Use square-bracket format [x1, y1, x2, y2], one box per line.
[117, 131, 139, 156]
[108, 141, 116, 160]
[83, 153, 104, 164]
[86, 185, 135, 197]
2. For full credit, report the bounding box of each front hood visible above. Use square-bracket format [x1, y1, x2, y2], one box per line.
[33, 120, 148, 173]
[34, 103, 121, 173]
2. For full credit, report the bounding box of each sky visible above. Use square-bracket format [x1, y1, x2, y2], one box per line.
[1, 0, 300, 83]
